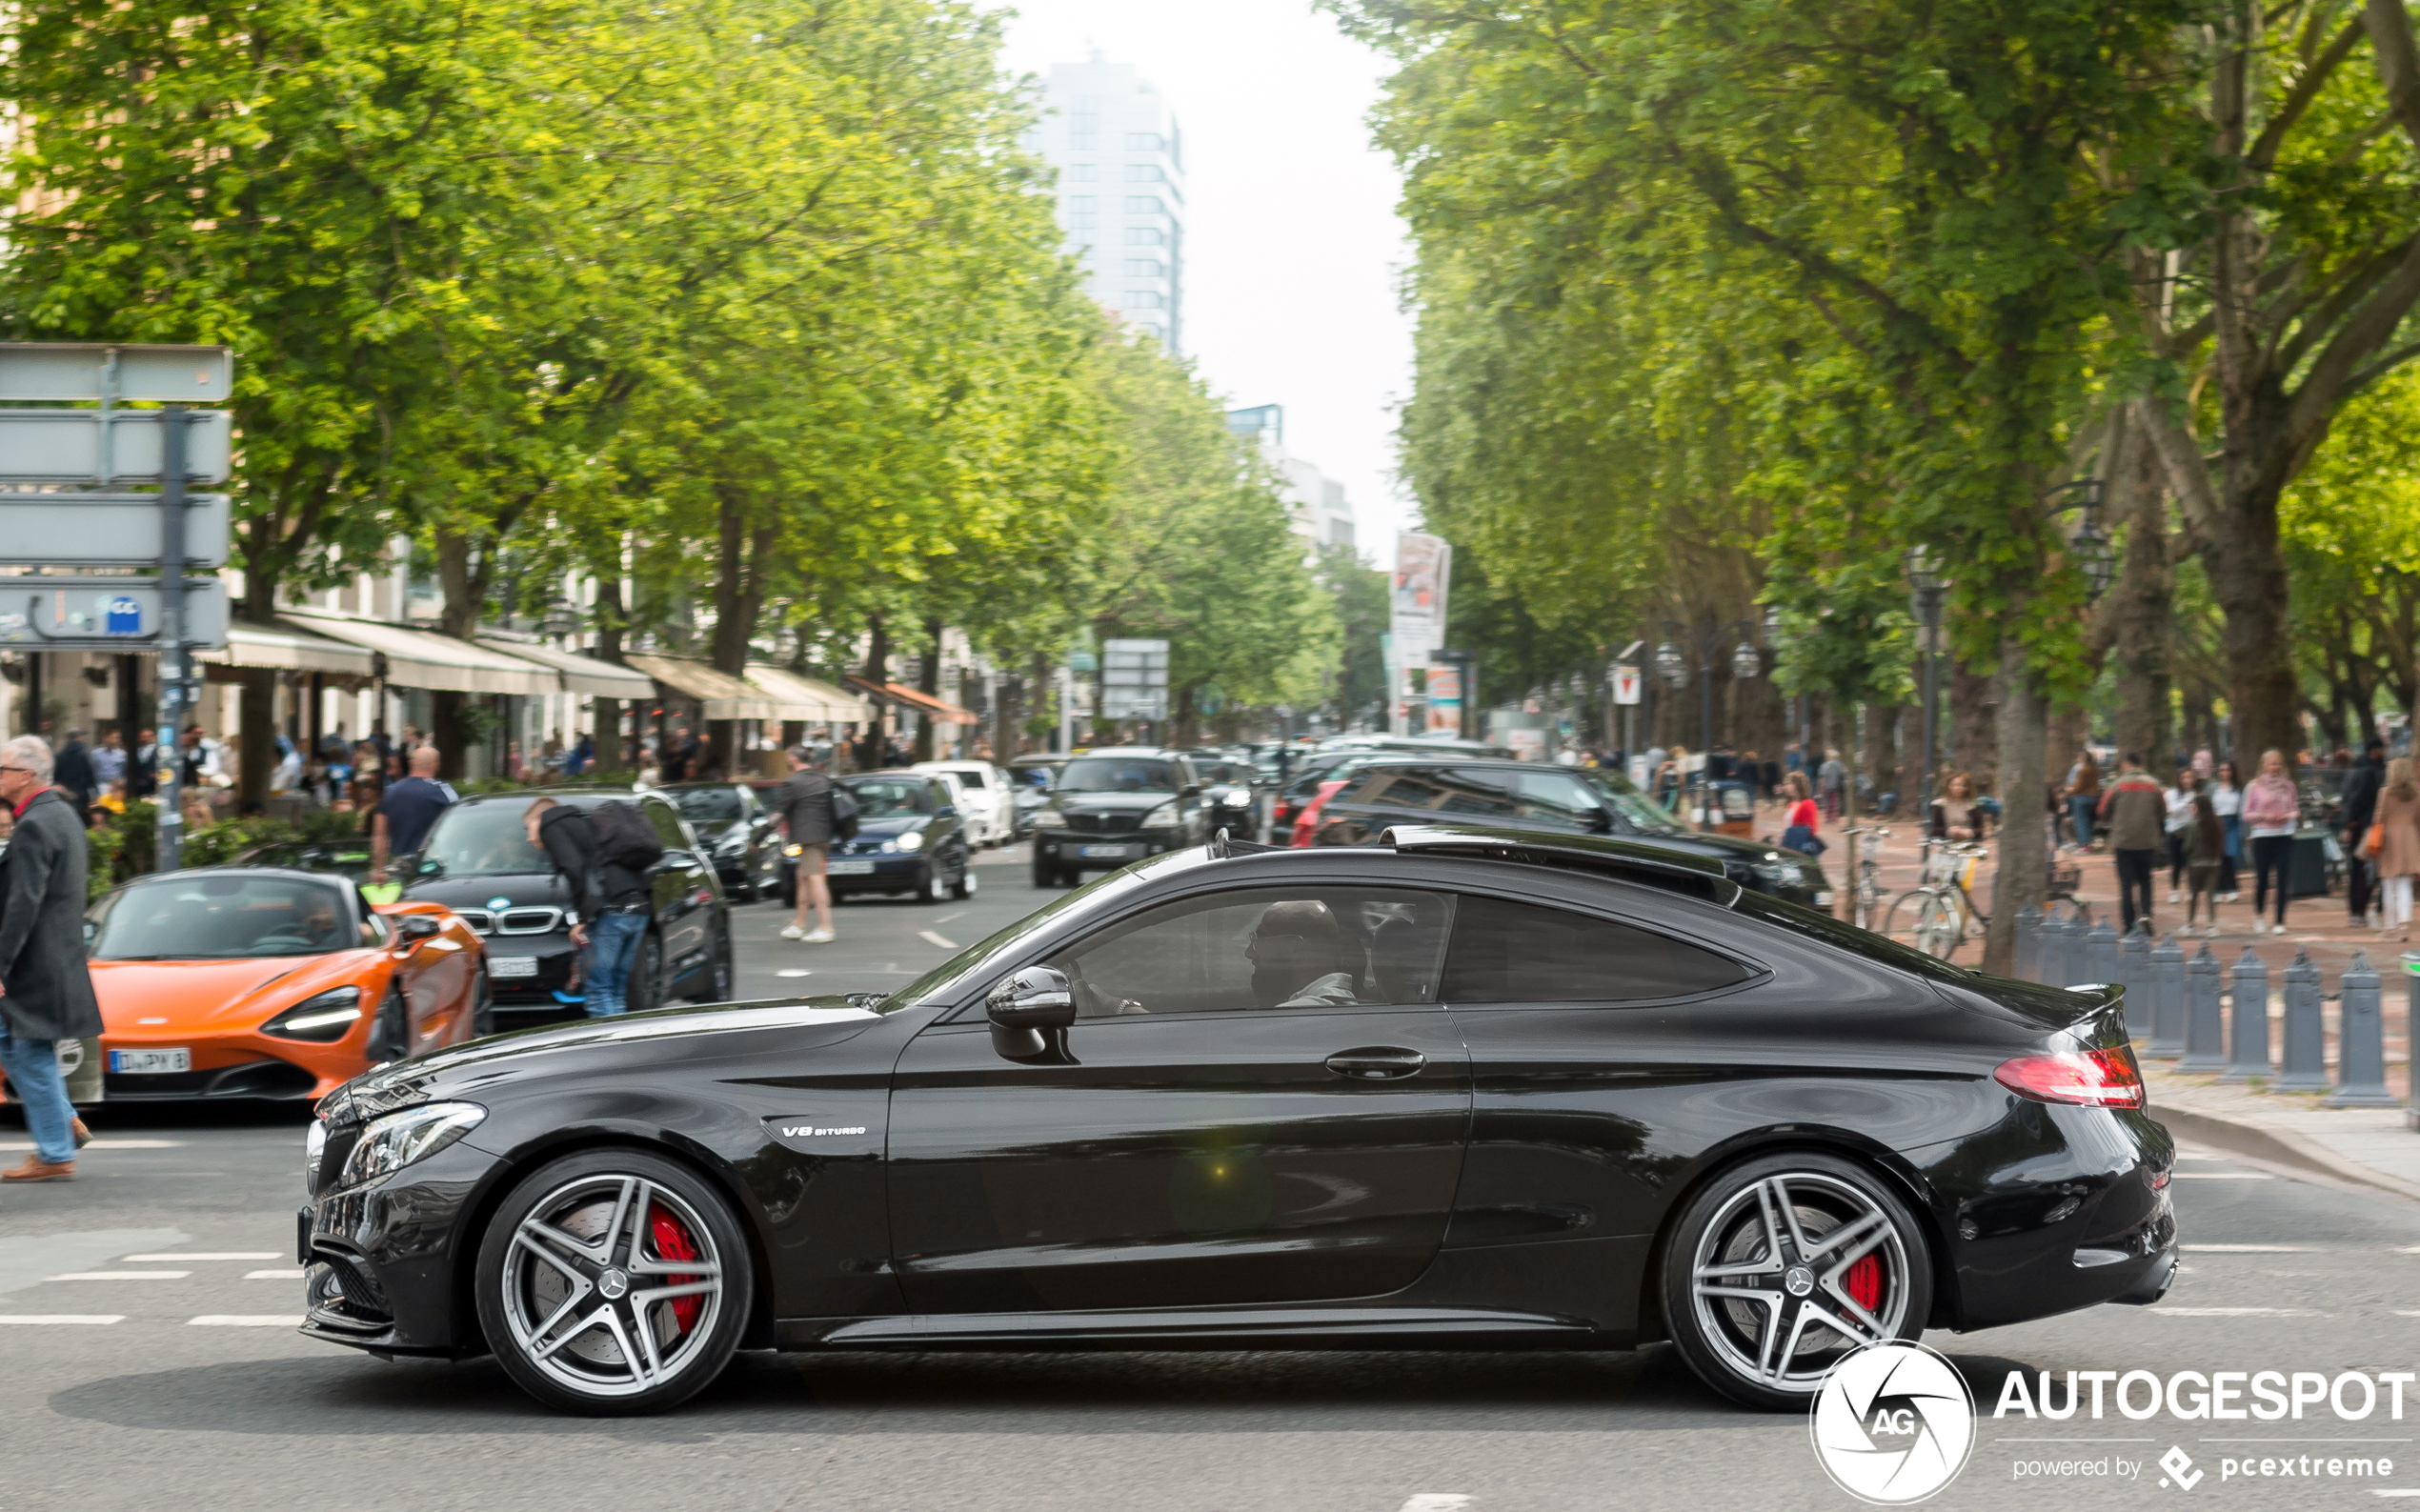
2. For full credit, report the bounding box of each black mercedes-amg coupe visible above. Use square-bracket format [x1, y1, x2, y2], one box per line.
[296, 824, 2175, 1416]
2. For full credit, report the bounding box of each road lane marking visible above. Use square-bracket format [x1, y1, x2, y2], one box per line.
[2170, 1172, 2275, 1179]
[776, 969, 813, 978]
[188, 1315, 303, 1326]
[918, 930, 958, 949]
[935, 912, 965, 923]
[122, 1252, 277, 1261]
[48, 1271, 189, 1280]
[2185, 1244, 2318, 1252]
[1401, 1499, 1473, 1512]
[0, 1315, 121, 1324]
[245, 1269, 306, 1280]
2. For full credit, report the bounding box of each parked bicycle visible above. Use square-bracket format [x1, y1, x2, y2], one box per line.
[1840, 825, 1890, 930]
[1885, 840, 1989, 959]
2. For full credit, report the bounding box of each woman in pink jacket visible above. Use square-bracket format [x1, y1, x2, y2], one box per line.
[2241, 749, 2301, 936]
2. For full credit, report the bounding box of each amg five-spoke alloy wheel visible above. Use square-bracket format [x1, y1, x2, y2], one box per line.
[474, 1150, 752, 1415]
[1661, 1151, 1930, 1411]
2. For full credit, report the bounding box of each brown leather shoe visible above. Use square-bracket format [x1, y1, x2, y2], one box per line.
[70, 1118, 91, 1149]
[1, 1157, 73, 1182]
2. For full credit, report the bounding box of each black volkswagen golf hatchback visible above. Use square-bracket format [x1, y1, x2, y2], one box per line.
[301, 824, 2173, 1416]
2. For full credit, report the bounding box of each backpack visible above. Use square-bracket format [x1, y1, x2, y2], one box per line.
[592, 799, 664, 871]
[828, 784, 860, 841]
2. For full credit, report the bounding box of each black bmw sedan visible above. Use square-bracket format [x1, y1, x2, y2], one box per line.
[298, 823, 2173, 1416]
[660, 781, 784, 901]
[1028, 747, 1209, 886]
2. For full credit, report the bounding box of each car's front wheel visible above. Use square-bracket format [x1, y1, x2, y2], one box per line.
[923, 863, 950, 904]
[953, 862, 978, 900]
[474, 1149, 752, 1416]
[1660, 1151, 1930, 1411]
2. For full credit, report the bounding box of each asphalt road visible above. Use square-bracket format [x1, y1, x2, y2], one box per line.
[4, 842, 2418, 1510]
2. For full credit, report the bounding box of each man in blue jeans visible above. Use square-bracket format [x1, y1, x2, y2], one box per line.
[0, 736, 102, 1182]
[526, 796, 653, 1018]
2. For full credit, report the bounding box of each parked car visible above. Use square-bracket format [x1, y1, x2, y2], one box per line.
[1303, 758, 1833, 908]
[397, 788, 733, 1016]
[1027, 747, 1209, 887]
[1178, 748, 1263, 842]
[86, 866, 487, 1102]
[913, 760, 1016, 847]
[777, 772, 977, 904]
[660, 780, 785, 901]
[299, 821, 2173, 1416]
[1315, 734, 1517, 760]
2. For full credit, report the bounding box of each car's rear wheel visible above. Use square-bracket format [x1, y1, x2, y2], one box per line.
[953, 862, 978, 900]
[474, 1148, 751, 1416]
[1661, 1151, 1930, 1412]
[923, 863, 950, 903]
[1030, 858, 1054, 889]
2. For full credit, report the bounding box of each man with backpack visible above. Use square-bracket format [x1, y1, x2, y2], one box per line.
[774, 744, 853, 943]
[524, 796, 660, 1017]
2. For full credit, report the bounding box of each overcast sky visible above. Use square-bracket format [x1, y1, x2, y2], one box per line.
[986, 0, 1419, 571]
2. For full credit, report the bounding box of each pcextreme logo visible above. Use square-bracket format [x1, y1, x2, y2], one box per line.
[1811, 1341, 1977, 1505]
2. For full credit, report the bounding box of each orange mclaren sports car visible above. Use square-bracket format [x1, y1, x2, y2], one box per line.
[82, 867, 492, 1102]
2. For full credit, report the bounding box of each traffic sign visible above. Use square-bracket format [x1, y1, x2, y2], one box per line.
[0, 409, 232, 483]
[0, 494, 229, 567]
[1101, 637, 1169, 721]
[0, 344, 232, 404]
[1611, 664, 1642, 706]
[0, 576, 227, 650]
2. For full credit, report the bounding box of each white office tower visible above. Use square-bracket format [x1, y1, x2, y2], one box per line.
[1033, 58, 1184, 353]
[1225, 405, 1354, 556]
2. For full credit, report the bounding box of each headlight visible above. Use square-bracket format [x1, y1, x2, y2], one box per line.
[716, 831, 749, 855]
[305, 1118, 328, 1189]
[1141, 801, 1180, 828]
[261, 987, 363, 1043]
[338, 1101, 486, 1188]
[1750, 859, 1804, 888]
[897, 829, 924, 852]
[1029, 809, 1067, 828]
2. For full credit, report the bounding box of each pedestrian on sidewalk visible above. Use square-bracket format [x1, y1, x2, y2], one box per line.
[2339, 737, 2387, 928]
[1779, 773, 1825, 857]
[2211, 759, 2243, 899]
[2164, 768, 2203, 904]
[1928, 771, 1989, 843]
[773, 745, 837, 944]
[2184, 791, 2225, 937]
[2244, 748, 2301, 936]
[2372, 756, 2420, 943]
[1818, 749, 1845, 821]
[370, 745, 457, 884]
[523, 796, 652, 1018]
[2099, 752, 2166, 934]
[2065, 750, 2102, 853]
[0, 736, 100, 1183]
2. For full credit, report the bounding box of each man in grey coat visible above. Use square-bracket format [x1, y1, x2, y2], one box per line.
[0, 736, 101, 1181]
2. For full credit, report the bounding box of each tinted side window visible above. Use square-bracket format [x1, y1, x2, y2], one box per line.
[1045, 887, 1455, 1017]
[1441, 768, 1522, 818]
[1441, 894, 1751, 1003]
[1514, 771, 1603, 827]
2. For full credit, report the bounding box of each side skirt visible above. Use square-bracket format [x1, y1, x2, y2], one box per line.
[778, 1305, 1602, 1353]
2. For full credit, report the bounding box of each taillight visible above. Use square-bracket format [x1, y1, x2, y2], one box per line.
[1290, 779, 1350, 848]
[1993, 1046, 2145, 1109]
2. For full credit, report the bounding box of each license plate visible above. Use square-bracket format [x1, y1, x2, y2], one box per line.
[828, 859, 876, 876]
[1079, 844, 1133, 858]
[489, 956, 539, 978]
[109, 1048, 190, 1075]
[1814, 891, 1835, 907]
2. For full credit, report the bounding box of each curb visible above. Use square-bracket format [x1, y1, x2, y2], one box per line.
[2149, 1101, 2420, 1205]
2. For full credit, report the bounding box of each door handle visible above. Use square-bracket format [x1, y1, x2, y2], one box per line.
[1324, 1046, 1425, 1081]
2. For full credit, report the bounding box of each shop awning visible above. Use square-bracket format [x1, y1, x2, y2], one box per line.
[844, 675, 979, 725]
[743, 664, 873, 722]
[197, 620, 377, 677]
[279, 606, 558, 696]
[477, 638, 655, 699]
[622, 653, 776, 720]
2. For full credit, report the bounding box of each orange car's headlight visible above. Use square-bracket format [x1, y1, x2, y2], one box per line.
[262, 987, 363, 1043]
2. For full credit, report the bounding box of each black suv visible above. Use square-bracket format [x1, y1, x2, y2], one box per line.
[397, 787, 735, 1017]
[1028, 747, 1209, 886]
[1306, 759, 1831, 907]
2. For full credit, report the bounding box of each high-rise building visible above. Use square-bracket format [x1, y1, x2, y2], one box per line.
[1226, 405, 1354, 556]
[1032, 57, 1184, 353]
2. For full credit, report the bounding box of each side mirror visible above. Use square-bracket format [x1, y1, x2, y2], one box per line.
[937, 805, 958, 818]
[1586, 806, 1616, 833]
[987, 965, 1075, 1063]
[1181, 783, 1202, 797]
[399, 914, 443, 940]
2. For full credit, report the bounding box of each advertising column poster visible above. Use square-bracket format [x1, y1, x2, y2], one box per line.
[1391, 532, 1452, 734]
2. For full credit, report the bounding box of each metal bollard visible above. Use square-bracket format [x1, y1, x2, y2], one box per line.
[2329, 952, 2398, 1106]
[2147, 933, 2186, 1058]
[2087, 918, 2121, 988]
[2047, 910, 2078, 988]
[2015, 904, 2042, 982]
[2120, 925, 2153, 1038]
[2273, 948, 2328, 1092]
[2407, 954, 2420, 1130]
[2222, 946, 2273, 1082]
[2178, 943, 2228, 1072]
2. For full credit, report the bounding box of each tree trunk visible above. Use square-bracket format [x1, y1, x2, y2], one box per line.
[994, 674, 1021, 761]
[914, 615, 944, 763]
[1983, 635, 2050, 976]
[1949, 658, 1998, 791]
[431, 529, 492, 784]
[238, 668, 276, 812]
[2111, 436, 2174, 778]
[1860, 702, 1901, 816]
[592, 572, 627, 776]
[708, 494, 775, 777]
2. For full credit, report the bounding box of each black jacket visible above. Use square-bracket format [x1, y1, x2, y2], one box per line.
[53, 740, 93, 802]
[0, 789, 104, 1040]
[534, 805, 649, 916]
[2342, 756, 2386, 832]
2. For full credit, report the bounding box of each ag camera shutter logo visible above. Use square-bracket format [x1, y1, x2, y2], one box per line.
[1810, 1341, 1976, 1504]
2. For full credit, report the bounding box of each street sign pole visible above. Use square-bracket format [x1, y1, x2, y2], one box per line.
[155, 405, 189, 871]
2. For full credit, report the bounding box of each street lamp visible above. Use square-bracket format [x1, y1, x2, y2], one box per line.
[2043, 477, 2114, 604]
[1905, 544, 1947, 816]
[1655, 640, 1689, 691]
[1660, 615, 1764, 832]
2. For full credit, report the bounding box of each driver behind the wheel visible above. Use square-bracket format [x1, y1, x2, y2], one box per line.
[1246, 899, 1360, 1008]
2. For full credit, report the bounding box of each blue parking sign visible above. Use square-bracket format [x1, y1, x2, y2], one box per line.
[104, 595, 143, 635]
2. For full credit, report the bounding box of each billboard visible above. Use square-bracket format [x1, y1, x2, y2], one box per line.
[1391, 532, 1452, 733]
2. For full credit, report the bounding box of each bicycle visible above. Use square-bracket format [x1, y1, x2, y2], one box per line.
[1884, 840, 1990, 959]
[1840, 825, 1891, 930]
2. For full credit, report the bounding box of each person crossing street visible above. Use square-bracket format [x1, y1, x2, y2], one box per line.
[774, 745, 837, 944]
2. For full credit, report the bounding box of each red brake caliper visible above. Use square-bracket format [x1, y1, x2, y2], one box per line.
[649, 1211, 703, 1333]
[1845, 1254, 1884, 1312]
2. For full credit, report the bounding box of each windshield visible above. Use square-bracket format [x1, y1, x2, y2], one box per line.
[240, 842, 375, 878]
[672, 787, 743, 826]
[843, 777, 933, 817]
[91, 874, 369, 959]
[417, 797, 545, 877]
[1579, 770, 1688, 835]
[1059, 758, 1176, 794]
